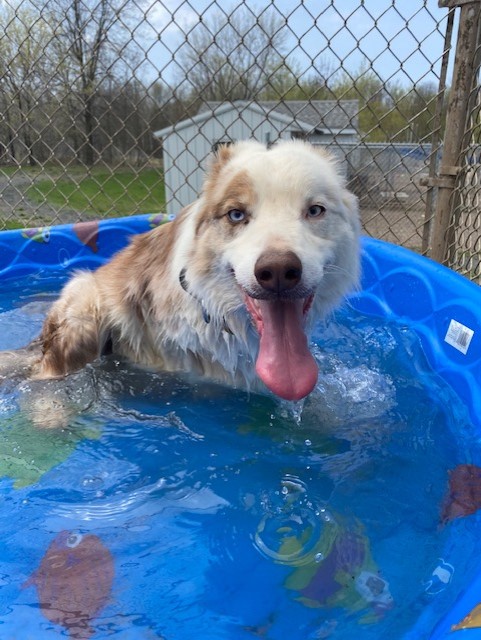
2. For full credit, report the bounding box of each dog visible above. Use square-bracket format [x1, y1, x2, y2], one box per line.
[2, 140, 360, 403]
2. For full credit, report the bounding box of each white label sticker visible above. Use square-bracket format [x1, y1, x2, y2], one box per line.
[444, 319, 474, 355]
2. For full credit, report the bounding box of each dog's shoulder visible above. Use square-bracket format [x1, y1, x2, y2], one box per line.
[120, 204, 194, 266]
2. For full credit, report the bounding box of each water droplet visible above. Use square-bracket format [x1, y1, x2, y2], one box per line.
[243, 493, 256, 508]
[305, 439, 312, 446]
[82, 475, 104, 490]
[315, 552, 324, 563]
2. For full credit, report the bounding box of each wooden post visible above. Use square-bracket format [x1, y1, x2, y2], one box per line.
[422, 9, 455, 255]
[430, 0, 481, 264]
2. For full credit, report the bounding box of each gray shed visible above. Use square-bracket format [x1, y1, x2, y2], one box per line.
[154, 100, 359, 216]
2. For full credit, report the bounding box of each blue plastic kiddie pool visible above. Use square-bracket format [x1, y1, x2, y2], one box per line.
[1, 214, 481, 639]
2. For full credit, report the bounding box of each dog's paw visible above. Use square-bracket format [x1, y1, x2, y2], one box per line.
[17, 369, 97, 429]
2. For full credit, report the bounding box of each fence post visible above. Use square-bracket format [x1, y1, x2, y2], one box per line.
[430, 0, 481, 264]
[421, 9, 455, 254]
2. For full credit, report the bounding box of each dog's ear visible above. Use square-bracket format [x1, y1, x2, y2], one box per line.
[213, 142, 234, 163]
[341, 190, 359, 218]
[208, 143, 235, 180]
[311, 144, 340, 169]
[202, 143, 235, 197]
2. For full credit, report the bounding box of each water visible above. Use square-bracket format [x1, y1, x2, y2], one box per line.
[0, 274, 480, 639]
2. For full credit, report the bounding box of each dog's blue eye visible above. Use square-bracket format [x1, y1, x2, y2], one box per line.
[307, 204, 326, 218]
[227, 209, 246, 223]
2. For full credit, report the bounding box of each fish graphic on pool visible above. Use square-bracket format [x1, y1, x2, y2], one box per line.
[441, 463, 481, 523]
[21, 226, 51, 243]
[282, 524, 394, 621]
[23, 531, 114, 639]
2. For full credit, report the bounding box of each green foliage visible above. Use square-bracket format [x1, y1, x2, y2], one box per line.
[324, 67, 440, 142]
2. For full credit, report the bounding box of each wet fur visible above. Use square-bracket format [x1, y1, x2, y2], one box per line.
[2, 140, 361, 396]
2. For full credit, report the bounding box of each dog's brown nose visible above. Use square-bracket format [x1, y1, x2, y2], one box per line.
[254, 250, 303, 293]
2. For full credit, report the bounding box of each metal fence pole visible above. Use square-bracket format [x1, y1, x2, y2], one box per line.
[430, 0, 481, 264]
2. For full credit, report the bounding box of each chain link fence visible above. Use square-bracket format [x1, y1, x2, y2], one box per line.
[0, 0, 480, 276]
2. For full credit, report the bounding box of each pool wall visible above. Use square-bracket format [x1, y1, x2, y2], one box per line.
[353, 238, 481, 434]
[1, 214, 481, 638]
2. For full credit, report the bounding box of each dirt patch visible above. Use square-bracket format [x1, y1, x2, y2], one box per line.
[0, 170, 94, 229]
[361, 206, 426, 250]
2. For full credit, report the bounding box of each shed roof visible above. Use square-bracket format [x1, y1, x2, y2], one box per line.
[199, 100, 359, 131]
[154, 100, 358, 138]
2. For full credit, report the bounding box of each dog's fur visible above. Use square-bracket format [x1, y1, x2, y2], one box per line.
[3, 140, 360, 402]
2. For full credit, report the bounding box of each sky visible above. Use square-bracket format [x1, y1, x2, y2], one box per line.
[137, 0, 456, 89]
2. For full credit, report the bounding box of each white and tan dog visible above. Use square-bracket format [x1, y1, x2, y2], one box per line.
[5, 140, 360, 402]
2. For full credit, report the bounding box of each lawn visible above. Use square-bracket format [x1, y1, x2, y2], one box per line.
[2, 220, 27, 230]
[27, 168, 166, 217]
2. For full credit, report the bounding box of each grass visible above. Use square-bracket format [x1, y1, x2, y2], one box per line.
[27, 168, 166, 217]
[2, 220, 26, 230]
[0, 166, 33, 177]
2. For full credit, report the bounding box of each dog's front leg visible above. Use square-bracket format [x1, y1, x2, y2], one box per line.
[34, 271, 105, 379]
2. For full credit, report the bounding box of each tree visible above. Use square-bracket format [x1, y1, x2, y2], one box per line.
[96, 76, 160, 163]
[174, 6, 297, 102]
[0, 5, 54, 165]
[48, 0, 141, 165]
[389, 82, 439, 143]
[327, 66, 441, 142]
[148, 81, 199, 133]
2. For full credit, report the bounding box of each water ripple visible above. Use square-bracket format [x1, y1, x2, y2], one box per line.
[253, 474, 337, 566]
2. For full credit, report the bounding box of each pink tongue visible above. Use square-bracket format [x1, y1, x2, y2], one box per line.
[254, 299, 318, 401]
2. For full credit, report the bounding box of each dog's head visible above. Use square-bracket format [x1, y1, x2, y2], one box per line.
[182, 140, 360, 401]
